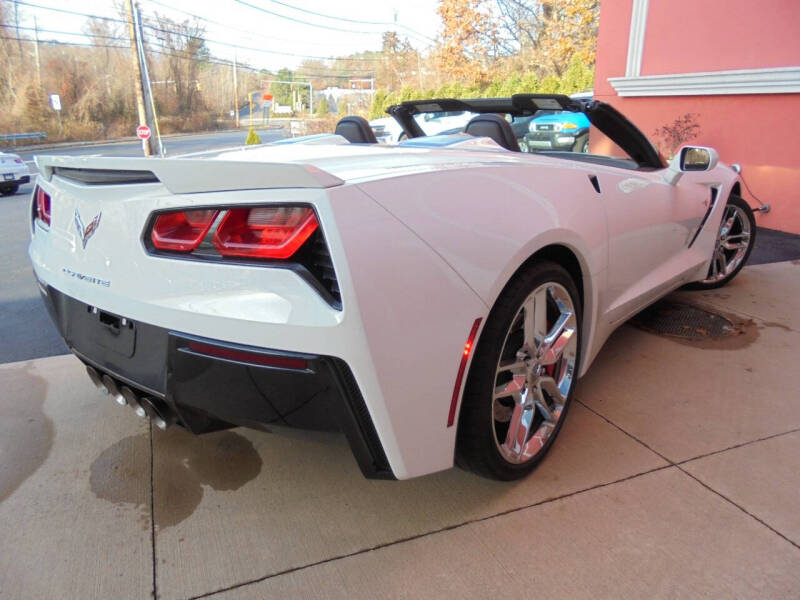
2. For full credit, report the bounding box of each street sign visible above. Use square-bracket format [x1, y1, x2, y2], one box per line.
[262, 93, 274, 102]
[136, 125, 151, 140]
[49, 94, 61, 111]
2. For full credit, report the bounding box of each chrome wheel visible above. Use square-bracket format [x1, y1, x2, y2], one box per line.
[491, 282, 578, 464]
[703, 203, 752, 284]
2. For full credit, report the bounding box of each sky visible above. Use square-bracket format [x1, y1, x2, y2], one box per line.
[8, 0, 443, 73]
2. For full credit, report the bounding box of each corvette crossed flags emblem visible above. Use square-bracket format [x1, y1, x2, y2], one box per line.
[74, 209, 102, 249]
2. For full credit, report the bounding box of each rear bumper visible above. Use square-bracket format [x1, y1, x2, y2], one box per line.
[42, 285, 394, 479]
[1, 173, 28, 185]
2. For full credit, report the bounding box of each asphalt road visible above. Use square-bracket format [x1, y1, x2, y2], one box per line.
[1, 127, 286, 364]
[14, 126, 287, 163]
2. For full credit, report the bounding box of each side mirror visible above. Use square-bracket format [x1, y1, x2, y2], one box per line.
[663, 146, 719, 185]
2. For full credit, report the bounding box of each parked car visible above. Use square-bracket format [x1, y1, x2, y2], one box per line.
[29, 94, 755, 482]
[370, 111, 473, 143]
[0, 151, 31, 195]
[522, 110, 592, 153]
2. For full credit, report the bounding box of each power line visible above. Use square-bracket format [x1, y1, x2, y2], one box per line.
[232, 0, 432, 45]
[5, 0, 394, 65]
[3, 0, 130, 24]
[1, 34, 375, 78]
[142, 0, 370, 48]
[142, 21, 386, 62]
[13, 24, 125, 42]
[262, 0, 436, 42]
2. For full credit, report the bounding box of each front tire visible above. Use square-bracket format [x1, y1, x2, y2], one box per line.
[686, 195, 756, 290]
[456, 261, 581, 480]
[1, 184, 19, 196]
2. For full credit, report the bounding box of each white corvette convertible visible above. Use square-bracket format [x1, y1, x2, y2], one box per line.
[29, 95, 755, 480]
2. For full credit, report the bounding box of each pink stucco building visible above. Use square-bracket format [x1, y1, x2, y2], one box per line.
[593, 0, 800, 233]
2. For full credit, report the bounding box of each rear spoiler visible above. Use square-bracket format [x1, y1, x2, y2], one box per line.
[34, 155, 344, 194]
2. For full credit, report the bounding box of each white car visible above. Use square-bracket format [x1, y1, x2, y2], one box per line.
[1, 151, 31, 195]
[370, 110, 473, 143]
[29, 94, 755, 481]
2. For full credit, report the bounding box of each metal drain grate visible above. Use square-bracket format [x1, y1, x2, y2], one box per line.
[631, 300, 736, 340]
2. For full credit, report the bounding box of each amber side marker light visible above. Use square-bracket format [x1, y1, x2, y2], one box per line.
[447, 318, 482, 427]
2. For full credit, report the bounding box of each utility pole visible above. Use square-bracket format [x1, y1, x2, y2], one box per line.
[126, 0, 154, 156]
[33, 16, 42, 91]
[134, 3, 163, 156]
[232, 51, 240, 128]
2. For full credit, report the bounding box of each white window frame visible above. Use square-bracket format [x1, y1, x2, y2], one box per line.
[608, 0, 800, 96]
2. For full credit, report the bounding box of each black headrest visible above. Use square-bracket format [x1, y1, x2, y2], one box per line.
[334, 116, 378, 144]
[464, 114, 520, 152]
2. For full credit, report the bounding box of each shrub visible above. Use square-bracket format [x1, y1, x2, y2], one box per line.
[245, 127, 261, 145]
[652, 113, 701, 158]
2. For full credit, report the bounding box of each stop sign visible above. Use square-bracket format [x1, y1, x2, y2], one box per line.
[136, 125, 151, 140]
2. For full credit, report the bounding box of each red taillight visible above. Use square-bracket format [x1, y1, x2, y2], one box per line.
[213, 206, 318, 259]
[35, 187, 51, 226]
[187, 341, 308, 370]
[150, 209, 218, 252]
[447, 318, 482, 427]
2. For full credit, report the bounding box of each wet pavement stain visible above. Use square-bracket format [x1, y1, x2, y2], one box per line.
[90, 433, 151, 526]
[631, 300, 759, 351]
[89, 428, 261, 530]
[0, 363, 54, 503]
[154, 429, 262, 529]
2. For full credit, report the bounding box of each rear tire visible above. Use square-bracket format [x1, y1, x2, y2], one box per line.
[456, 261, 582, 480]
[1, 184, 19, 196]
[685, 195, 756, 290]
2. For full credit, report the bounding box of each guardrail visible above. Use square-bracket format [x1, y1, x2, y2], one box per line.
[0, 132, 47, 146]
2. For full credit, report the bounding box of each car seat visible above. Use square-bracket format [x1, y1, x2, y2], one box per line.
[464, 114, 520, 152]
[334, 116, 378, 144]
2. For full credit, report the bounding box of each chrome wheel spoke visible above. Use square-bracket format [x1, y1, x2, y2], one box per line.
[493, 376, 525, 400]
[722, 209, 736, 233]
[540, 376, 566, 410]
[496, 359, 527, 376]
[717, 250, 729, 276]
[523, 289, 548, 354]
[538, 311, 576, 365]
[533, 386, 555, 423]
[722, 240, 748, 251]
[504, 400, 533, 459]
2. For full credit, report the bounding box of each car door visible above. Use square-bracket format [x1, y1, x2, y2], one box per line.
[598, 165, 710, 324]
[570, 102, 711, 325]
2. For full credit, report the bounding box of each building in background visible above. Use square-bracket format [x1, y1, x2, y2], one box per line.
[593, 0, 800, 233]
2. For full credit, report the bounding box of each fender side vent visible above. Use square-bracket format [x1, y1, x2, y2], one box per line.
[53, 167, 160, 185]
[308, 233, 341, 304]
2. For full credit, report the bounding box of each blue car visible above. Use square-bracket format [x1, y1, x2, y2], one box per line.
[522, 110, 591, 153]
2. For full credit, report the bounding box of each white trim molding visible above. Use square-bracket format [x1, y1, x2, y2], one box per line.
[625, 0, 650, 77]
[608, 67, 800, 96]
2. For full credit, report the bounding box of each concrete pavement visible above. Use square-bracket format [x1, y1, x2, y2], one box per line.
[1, 261, 798, 599]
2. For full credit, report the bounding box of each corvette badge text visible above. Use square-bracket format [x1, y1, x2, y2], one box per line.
[62, 267, 110, 288]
